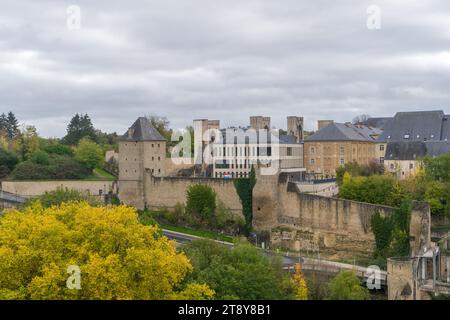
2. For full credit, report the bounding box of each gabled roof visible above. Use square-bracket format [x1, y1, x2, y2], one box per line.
[119, 117, 166, 142]
[385, 141, 427, 160]
[306, 122, 381, 142]
[379, 110, 445, 142]
[385, 140, 450, 160]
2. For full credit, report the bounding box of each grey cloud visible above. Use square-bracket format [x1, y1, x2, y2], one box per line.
[1, 0, 450, 137]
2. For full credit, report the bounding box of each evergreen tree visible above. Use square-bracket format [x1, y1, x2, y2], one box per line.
[6, 112, 19, 139]
[0, 113, 8, 137]
[62, 113, 97, 145]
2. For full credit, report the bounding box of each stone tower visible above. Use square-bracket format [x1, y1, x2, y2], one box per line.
[287, 116, 304, 142]
[250, 116, 271, 130]
[118, 117, 167, 209]
[193, 119, 220, 165]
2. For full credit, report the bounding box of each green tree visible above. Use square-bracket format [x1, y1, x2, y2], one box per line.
[424, 154, 450, 182]
[327, 270, 370, 300]
[74, 138, 103, 170]
[0, 148, 18, 171]
[186, 184, 217, 219]
[25, 187, 101, 208]
[44, 144, 73, 156]
[15, 125, 41, 160]
[0, 202, 212, 299]
[30, 150, 50, 165]
[6, 112, 19, 140]
[62, 114, 97, 145]
[148, 115, 172, 142]
[234, 166, 256, 234]
[182, 239, 294, 300]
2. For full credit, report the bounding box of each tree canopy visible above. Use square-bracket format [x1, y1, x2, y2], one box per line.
[181, 239, 295, 300]
[0, 202, 212, 299]
[62, 114, 97, 145]
[327, 270, 370, 300]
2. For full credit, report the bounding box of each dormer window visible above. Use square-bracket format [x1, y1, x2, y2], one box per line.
[387, 135, 391, 139]
[416, 135, 420, 139]
[404, 134, 410, 139]
[430, 134, 435, 139]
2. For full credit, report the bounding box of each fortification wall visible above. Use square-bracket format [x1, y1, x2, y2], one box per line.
[0, 180, 117, 198]
[144, 173, 243, 216]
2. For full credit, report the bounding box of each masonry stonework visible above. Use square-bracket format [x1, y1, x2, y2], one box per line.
[144, 173, 243, 216]
[253, 170, 396, 255]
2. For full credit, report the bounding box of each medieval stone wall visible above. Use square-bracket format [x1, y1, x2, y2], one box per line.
[0, 180, 117, 198]
[144, 173, 243, 216]
[253, 171, 396, 255]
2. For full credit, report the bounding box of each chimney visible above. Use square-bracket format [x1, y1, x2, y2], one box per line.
[317, 120, 333, 130]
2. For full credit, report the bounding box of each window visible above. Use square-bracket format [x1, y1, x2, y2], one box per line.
[310, 159, 315, 165]
[152, 156, 154, 161]
[404, 134, 410, 139]
[380, 145, 385, 151]
[409, 163, 414, 169]
[287, 147, 292, 156]
[310, 147, 315, 154]
[152, 144, 154, 147]
[340, 158, 345, 165]
[340, 146, 345, 155]
[390, 164, 394, 170]
[158, 144, 160, 147]
[158, 156, 160, 161]
[380, 157, 384, 164]
[431, 134, 435, 139]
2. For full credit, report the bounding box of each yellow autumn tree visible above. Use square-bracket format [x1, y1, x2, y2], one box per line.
[292, 263, 308, 300]
[0, 202, 213, 300]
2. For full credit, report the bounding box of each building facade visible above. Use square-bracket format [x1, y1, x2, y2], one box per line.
[118, 117, 167, 209]
[371, 110, 450, 179]
[304, 121, 381, 178]
[194, 116, 305, 180]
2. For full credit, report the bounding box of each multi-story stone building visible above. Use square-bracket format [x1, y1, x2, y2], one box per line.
[371, 110, 450, 179]
[196, 116, 305, 180]
[304, 121, 381, 178]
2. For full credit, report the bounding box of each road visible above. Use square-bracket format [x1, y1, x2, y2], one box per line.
[161, 228, 387, 287]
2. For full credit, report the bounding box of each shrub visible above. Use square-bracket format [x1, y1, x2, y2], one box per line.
[44, 144, 73, 156]
[10, 155, 90, 180]
[52, 156, 90, 179]
[10, 161, 55, 180]
[25, 187, 101, 208]
[74, 138, 103, 170]
[186, 184, 216, 219]
[327, 271, 370, 300]
[0, 148, 19, 171]
[30, 150, 50, 165]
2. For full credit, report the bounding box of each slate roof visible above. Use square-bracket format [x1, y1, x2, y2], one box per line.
[378, 110, 447, 142]
[363, 117, 393, 130]
[424, 141, 450, 157]
[385, 140, 450, 160]
[306, 122, 381, 142]
[119, 117, 166, 142]
[385, 141, 427, 160]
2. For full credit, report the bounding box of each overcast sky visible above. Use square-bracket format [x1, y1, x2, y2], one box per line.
[1, 0, 450, 138]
